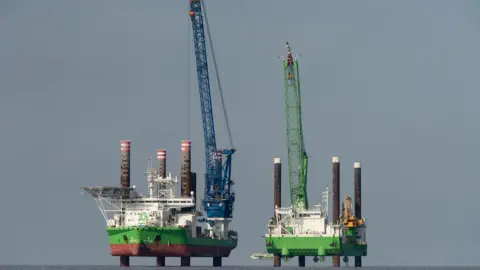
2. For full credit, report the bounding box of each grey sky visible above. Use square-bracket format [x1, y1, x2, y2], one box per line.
[0, 0, 477, 266]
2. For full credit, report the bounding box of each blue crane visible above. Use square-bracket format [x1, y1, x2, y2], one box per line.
[188, 0, 236, 220]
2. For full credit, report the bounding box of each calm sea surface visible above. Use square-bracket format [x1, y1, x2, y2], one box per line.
[1, 267, 479, 270]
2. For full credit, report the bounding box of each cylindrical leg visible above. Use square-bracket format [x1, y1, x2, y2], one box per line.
[273, 254, 281, 267]
[354, 162, 362, 219]
[274, 158, 282, 212]
[274, 158, 282, 234]
[332, 156, 340, 268]
[157, 149, 167, 178]
[156, 256, 165, 267]
[180, 256, 190, 266]
[298, 256, 305, 267]
[355, 257, 362, 267]
[120, 140, 131, 188]
[354, 162, 362, 268]
[333, 256, 340, 268]
[181, 140, 192, 197]
[120, 142, 131, 263]
[213, 257, 222, 267]
[120, 256, 130, 267]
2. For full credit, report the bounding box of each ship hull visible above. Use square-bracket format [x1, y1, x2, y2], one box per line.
[110, 243, 233, 257]
[265, 235, 367, 257]
[107, 227, 237, 257]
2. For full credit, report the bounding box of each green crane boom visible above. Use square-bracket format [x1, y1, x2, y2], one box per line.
[282, 42, 308, 211]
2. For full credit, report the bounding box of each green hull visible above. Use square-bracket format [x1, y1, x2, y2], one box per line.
[265, 236, 367, 257]
[107, 227, 237, 257]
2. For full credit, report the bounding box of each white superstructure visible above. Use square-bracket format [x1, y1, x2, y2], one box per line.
[82, 159, 236, 241]
[266, 187, 342, 238]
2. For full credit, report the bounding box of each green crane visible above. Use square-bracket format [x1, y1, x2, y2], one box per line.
[282, 42, 308, 211]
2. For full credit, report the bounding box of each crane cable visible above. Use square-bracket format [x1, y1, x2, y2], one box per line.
[187, 0, 192, 140]
[200, 0, 235, 150]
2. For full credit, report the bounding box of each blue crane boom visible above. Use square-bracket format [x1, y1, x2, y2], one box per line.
[188, 0, 236, 220]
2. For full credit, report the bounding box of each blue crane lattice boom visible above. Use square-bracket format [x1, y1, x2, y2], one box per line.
[188, 0, 236, 220]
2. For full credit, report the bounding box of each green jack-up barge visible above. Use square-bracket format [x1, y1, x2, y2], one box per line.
[258, 42, 367, 267]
